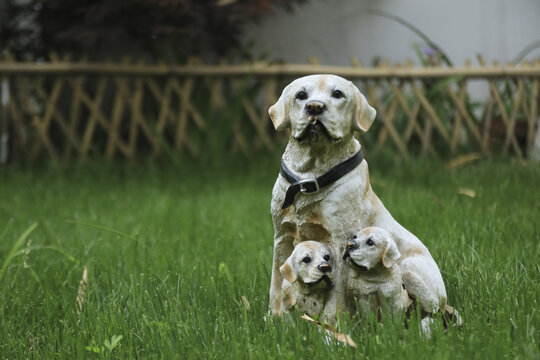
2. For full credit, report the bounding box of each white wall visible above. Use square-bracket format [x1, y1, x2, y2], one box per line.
[244, 0, 540, 66]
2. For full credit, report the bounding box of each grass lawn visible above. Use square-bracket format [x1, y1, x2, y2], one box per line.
[0, 153, 538, 359]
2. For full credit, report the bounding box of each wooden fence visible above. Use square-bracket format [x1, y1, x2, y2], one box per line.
[0, 53, 539, 163]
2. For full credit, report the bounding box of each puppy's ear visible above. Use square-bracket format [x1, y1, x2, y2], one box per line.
[381, 239, 401, 268]
[353, 87, 377, 132]
[280, 257, 297, 284]
[268, 89, 291, 131]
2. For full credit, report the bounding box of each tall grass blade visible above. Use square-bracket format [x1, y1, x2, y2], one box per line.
[66, 220, 141, 243]
[0, 222, 39, 282]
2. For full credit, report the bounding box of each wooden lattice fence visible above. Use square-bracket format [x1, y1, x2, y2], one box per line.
[0, 53, 539, 163]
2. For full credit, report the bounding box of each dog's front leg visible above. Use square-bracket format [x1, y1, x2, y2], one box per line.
[322, 257, 346, 324]
[269, 234, 294, 316]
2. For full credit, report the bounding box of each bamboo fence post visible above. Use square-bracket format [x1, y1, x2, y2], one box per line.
[3, 51, 28, 159]
[528, 61, 539, 154]
[210, 59, 226, 113]
[133, 61, 161, 156]
[449, 81, 463, 154]
[477, 54, 523, 158]
[446, 82, 483, 150]
[504, 79, 525, 152]
[106, 57, 130, 159]
[482, 97, 494, 153]
[81, 77, 107, 157]
[8, 52, 39, 160]
[30, 53, 67, 162]
[0, 52, 9, 165]
[171, 76, 197, 156]
[66, 58, 85, 162]
[411, 83, 450, 144]
[128, 67, 144, 158]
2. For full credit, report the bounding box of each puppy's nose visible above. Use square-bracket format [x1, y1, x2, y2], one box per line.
[318, 263, 332, 273]
[346, 241, 358, 251]
[306, 101, 325, 115]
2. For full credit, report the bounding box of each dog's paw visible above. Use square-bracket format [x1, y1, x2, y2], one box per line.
[420, 317, 434, 339]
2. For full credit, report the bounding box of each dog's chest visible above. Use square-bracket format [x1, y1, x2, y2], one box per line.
[346, 271, 403, 312]
[346, 278, 387, 313]
[272, 166, 372, 244]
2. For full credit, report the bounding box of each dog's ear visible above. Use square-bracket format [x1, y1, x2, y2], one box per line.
[381, 238, 401, 268]
[268, 88, 291, 131]
[280, 257, 297, 283]
[353, 86, 377, 132]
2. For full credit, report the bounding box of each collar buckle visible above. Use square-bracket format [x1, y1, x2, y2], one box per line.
[298, 179, 320, 194]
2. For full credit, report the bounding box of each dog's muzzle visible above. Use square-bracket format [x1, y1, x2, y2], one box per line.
[343, 252, 369, 272]
[299, 120, 331, 143]
[304, 274, 332, 288]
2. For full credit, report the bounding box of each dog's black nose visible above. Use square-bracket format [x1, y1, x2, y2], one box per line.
[306, 101, 325, 115]
[318, 263, 331, 273]
[346, 241, 358, 251]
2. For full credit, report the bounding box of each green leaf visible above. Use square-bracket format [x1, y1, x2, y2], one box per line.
[104, 335, 123, 352]
[218, 262, 232, 282]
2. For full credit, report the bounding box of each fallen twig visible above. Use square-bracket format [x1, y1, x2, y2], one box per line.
[301, 314, 357, 348]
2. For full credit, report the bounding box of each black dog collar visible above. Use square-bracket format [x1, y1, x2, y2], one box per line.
[279, 149, 364, 209]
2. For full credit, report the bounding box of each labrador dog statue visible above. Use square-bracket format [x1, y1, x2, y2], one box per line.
[268, 74, 447, 322]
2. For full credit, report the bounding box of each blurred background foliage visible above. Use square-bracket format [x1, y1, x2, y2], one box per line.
[0, 0, 308, 61]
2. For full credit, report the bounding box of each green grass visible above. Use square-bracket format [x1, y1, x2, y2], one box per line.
[0, 154, 538, 359]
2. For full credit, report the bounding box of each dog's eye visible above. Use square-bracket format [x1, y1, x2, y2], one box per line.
[332, 89, 344, 99]
[302, 256, 311, 263]
[323, 254, 330, 261]
[296, 91, 308, 100]
[366, 238, 374, 246]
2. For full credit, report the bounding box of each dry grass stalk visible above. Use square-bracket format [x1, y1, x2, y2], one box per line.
[458, 188, 476, 198]
[76, 265, 88, 312]
[241, 295, 251, 311]
[447, 153, 483, 169]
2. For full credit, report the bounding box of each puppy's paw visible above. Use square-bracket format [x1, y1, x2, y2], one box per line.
[443, 305, 463, 328]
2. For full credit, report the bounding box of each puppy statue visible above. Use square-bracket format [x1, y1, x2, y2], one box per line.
[343, 227, 412, 317]
[280, 241, 334, 317]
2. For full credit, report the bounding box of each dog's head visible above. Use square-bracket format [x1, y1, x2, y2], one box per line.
[268, 74, 376, 144]
[280, 241, 333, 287]
[342, 227, 401, 271]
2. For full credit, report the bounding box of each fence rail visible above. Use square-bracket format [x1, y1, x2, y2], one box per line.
[1, 54, 539, 163]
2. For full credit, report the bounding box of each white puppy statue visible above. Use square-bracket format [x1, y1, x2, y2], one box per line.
[280, 241, 334, 317]
[268, 74, 448, 321]
[342, 227, 411, 316]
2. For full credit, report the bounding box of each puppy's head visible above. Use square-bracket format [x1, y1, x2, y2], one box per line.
[343, 227, 401, 271]
[268, 74, 376, 144]
[280, 241, 333, 287]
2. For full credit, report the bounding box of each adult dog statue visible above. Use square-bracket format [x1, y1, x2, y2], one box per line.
[268, 74, 447, 321]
